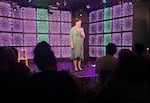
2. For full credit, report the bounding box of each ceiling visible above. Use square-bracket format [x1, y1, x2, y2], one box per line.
[3, 0, 147, 12]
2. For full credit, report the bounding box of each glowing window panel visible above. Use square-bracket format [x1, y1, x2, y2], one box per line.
[96, 22, 103, 33]
[113, 19, 121, 32]
[0, 2, 11, 17]
[37, 21, 49, 33]
[104, 34, 112, 45]
[114, 47, 122, 58]
[37, 34, 49, 43]
[89, 11, 96, 22]
[113, 4, 122, 18]
[62, 47, 71, 58]
[0, 17, 12, 32]
[122, 47, 132, 51]
[89, 35, 96, 45]
[12, 5, 23, 18]
[61, 23, 71, 34]
[96, 47, 104, 57]
[61, 35, 70, 46]
[24, 47, 34, 59]
[97, 9, 103, 21]
[0, 33, 12, 46]
[50, 35, 60, 46]
[51, 47, 61, 58]
[89, 46, 96, 57]
[89, 23, 96, 34]
[103, 47, 106, 55]
[24, 20, 36, 33]
[13, 34, 23, 46]
[24, 34, 37, 46]
[104, 20, 112, 33]
[122, 32, 132, 46]
[104, 7, 112, 20]
[61, 11, 71, 22]
[50, 22, 60, 33]
[12, 19, 23, 32]
[49, 10, 60, 21]
[122, 17, 132, 31]
[123, 2, 133, 16]
[112, 33, 121, 45]
[37, 8, 48, 20]
[96, 35, 103, 45]
[23, 7, 36, 20]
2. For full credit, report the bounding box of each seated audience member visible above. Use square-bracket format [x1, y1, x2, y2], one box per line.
[91, 49, 150, 103]
[95, 43, 118, 84]
[29, 41, 84, 103]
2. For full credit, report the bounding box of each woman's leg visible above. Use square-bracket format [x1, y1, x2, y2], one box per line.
[77, 59, 82, 70]
[73, 59, 78, 71]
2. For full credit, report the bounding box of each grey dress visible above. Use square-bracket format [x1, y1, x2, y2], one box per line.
[70, 27, 84, 60]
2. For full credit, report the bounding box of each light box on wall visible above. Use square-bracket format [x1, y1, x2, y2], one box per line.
[89, 11, 97, 23]
[37, 8, 48, 20]
[104, 7, 112, 20]
[122, 32, 132, 46]
[0, 33, 12, 46]
[12, 5, 23, 18]
[62, 47, 71, 58]
[104, 34, 112, 45]
[13, 34, 23, 46]
[50, 35, 61, 46]
[123, 2, 133, 16]
[113, 4, 122, 18]
[112, 33, 121, 46]
[96, 35, 103, 45]
[37, 21, 49, 33]
[96, 47, 104, 57]
[24, 20, 36, 33]
[37, 34, 49, 43]
[89, 46, 96, 57]
[89, 35, 96, 45]
[96, 22, 103, 33]
[49, 10, 60, 21]
[96, 9, 103, 21]
[61, 23, 71, 34]
[51, 47, 61, 58]
[23, 7, 36, 20]
[50, 22, 61, 33]
[12, 19, 23, 32]
[24, 34, 37, 46]
[0, 2, 11, 17]
[89, 23, 96, 34]
[61, 11, 71, 22]
[0, 17, 12, 32]
[122, 17, 132, 31]
[113, 19, 121, 32]
[104, 20, 112, 33]
[61, 35, 70, 46]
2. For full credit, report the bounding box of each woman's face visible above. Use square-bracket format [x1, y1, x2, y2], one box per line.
[76, 20, 82, 27]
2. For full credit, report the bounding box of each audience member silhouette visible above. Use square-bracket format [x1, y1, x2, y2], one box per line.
[28, 41, 83, 103]
[95, 43, 118, 84]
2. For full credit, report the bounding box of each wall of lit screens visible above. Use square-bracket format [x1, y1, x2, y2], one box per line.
[89, 2, 133, 58]
[0, 2, 72, 59]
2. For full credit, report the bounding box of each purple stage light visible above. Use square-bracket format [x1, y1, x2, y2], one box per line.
[122, 32, 132, 46]
[0, 17, 12, 32]
[13, 34, 23, 46]
[61, 35, 70, 46]
[12, 19, 23, 32]
[49, 10, 60, 21]
[24, 20, 36, 33]
[89, 11, 97, 22]
[61, 23, 71, 34]
[112, 33, 121, 45]
[89, 23, 96, 34]
[113, 19, 121, 32]
[96, 35, 103, 45]
[96, 47, 104, 57]
[96, 22, 103, 33]
[24, 34, 37, 46]
[0, 2, 11, 17]
[23, 7, 36, 20]
[123, 2, 133, 16]
[89, 35, 96, 45]
[50, 22, 60, 33]
[89, 46, 96, 57]
[0, 33, 12, 46]
[50, 35, 61, 46]
[62, 47, 71, 58]
[61, 11, 71, 22]
[113, 4, 122, 18]
[122, 17, 132, 31]
[97, 9, 103, 21]
[51, 47, 61, 58]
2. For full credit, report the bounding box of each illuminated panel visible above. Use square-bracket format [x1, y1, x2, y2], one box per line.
[12, 19, 23, 32]
[37, 8, 48, 20]
[89, 11, 96, 22]
[24, 47, 34, 59]
[0, 17, 12, 32]
[96, 22, 103, 33]
[112, 33, 121, 45]
[37, 34, 49, 43]
[23, 7, 36, 20]
[122, 47, 132, 51]
[49, 10, 60, 21]
[113, 19, 121, 32]
[13, 34, 23, 46]
[89, 35, 96, 45]
[104, 34, 112, 45]
[113, 4, 122, 18]
[96, 35, 103, 45]
[123, 2, 133, 16]
[0, 33, 12, 46]
[0, 2, 11, 17]
[24, 20, 36, 33]
[89, 46, 96, 57]
[50, 35, 60, 46]
[24, 34, 37, 46]
[12, 5, 23, 18]
[61, 23, 71, 34]
[37, 21, 49, 33]
[104, 7, 112, 20]
[97, 9, 103, 21]
[89, 23, 96, 34]
[50, 22, 60, 33]
[51, 47, 61, 58]
[122, 17, 132, 31]
[61, 35, 70, 46]
[114, 47, 122, 58]
[61, 11, 71, 22]
[122, 32, 132, 46]
[62, 47, 71, 58]
[104, 20, 112, 33]
[96, 47, 104, 57]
